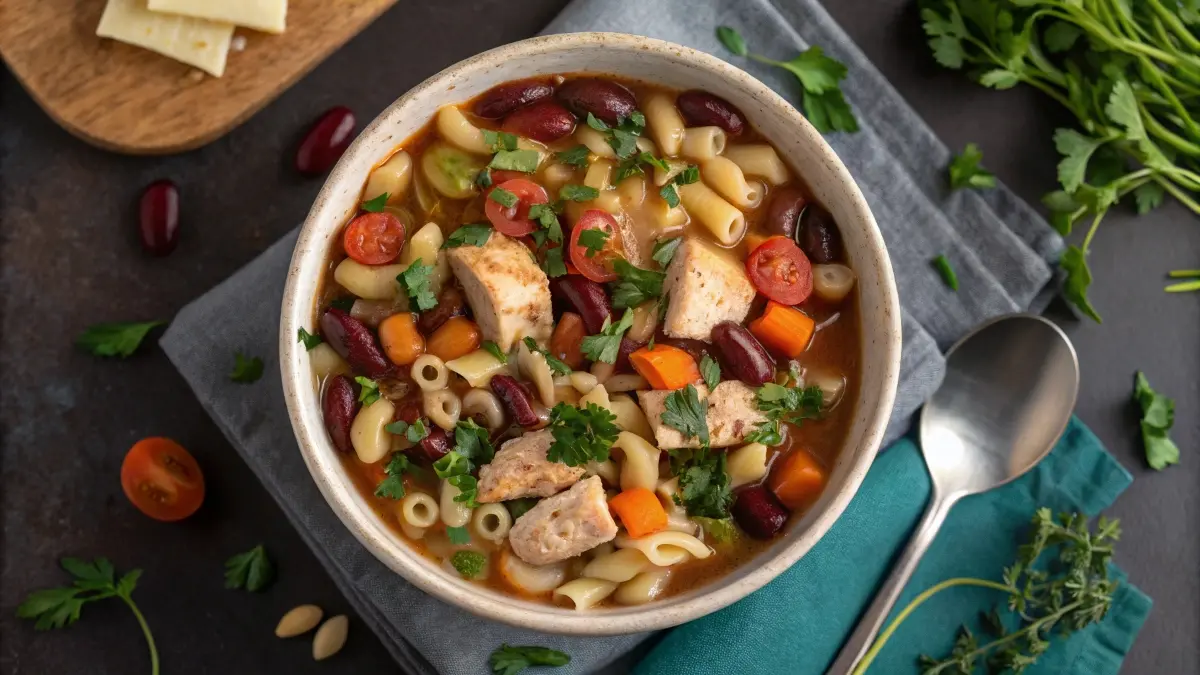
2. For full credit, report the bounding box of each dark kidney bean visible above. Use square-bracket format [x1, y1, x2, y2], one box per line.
[320, 308, 393, 379]
[556, 78, 636, 125]
[614, 338, 646, 374]
[414, 426, 451, 463]
[732, 485, 790, 539]
[418, 287, 467, 334]
[711, 321, 775, 386]
[798, 204, 843, 264]
[763, 185, 808, 239]
[490, 375, 540, 427]
[550, 276, 613, 334]
[322, 375, 359, 454]
[676, 90, 747, 136]
[474, 79, 554, 119]
[296, 106, 356, 177]
[139, 180, 180, 256]
[501, 100, 577, 143]
[658, 336, 710, 364]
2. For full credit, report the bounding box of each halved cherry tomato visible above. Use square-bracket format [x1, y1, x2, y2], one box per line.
[485, 178, 549, 237]
[343, 212, 406, 265]
[569, 210, 624, 283]
[745, 236, 813, 305]
[488, 170, 527, 185]
[120, 437, 205, 522]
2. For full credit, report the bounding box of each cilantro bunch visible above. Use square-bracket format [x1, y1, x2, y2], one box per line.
[920, 0, 1200, 322]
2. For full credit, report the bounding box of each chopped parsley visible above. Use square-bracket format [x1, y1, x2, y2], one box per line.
[489, 149, 540, 173]
[453, 418, 495, 466]
[526, 203, 563, 240]
[374, 452, 412, 499]
[931, 254, 959, 291]
[611, 259, 665, 309]
[360, 192, 389, 212]
[224, 545, 275, 592]
[451, 550, 487, 579]
[432, 419, 495, 507]
[446, 525, 471, 545]
[554, 145, 590, 168]
[546, 402, 620, 467]
[488, 187, 519, 208]
[586, 113, 609, 132]
[1134, 371, 1179, 470]
[354, 376, 381, 406]
[614, 151, 668, 183]
[76, 320, 166, 358]
[560, 184, 600, 202]
[583, 112, 644, 159]
[948, 143, 996, 190]
[694, 516, 738, 544]
[541, 247, 568, 278]
[397, 258, 438, 311]
[490, 644, 571, 675]
[675, 165, 700, 185]
[230, 352, 264, 384]
[745, 382, 824, 446]
[670, 447, 732, 518]
[522, 337, 572, 376]
[482, 340, 508, 364]
[580, 308, 634, 364]
[659, 183, 680, 207]
[700, 354, 721, 390]
[661, 384, 710, 446]
[385, 418, 429, 444]
[577, 227, 610, 257]
[444, 223, 493, 248]
[475, 167, 493, 188]
[651, 237, 682, 268]
[483, 129, 519, 152]
[297, 327, 323, 350]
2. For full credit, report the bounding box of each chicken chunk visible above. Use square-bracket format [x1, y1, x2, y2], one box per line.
[638, 381, 767, 449]
[661, 238, 756, 341]
[446, 231, 553, 351]
[477, 429, 585, 503]
[508, 476, 618, 565]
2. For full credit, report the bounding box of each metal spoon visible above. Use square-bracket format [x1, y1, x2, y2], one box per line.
[828, 314, 1079, 674]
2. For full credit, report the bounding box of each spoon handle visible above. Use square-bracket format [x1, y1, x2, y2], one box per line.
[827, 492, 958, 675]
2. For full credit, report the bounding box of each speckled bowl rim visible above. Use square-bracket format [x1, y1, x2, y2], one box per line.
[280, 32, 901, 636]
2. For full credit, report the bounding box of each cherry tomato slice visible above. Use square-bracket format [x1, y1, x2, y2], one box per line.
[484, 178, 549, 237]
[343, 212, 407, 265]
[745, 236, 813, 305]
[569, 210, 624, 283]
[488, 170, 527, 185]
[120, 437, 206, 522]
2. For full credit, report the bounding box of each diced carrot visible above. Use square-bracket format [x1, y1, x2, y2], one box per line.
[768, 449, 828, 510]
[748, 301, 816, 358]
[608, 488, 668, 538]
[426, 316, 481, 362]
[628, 344, 701, 390]
[551, 312, 587, 370]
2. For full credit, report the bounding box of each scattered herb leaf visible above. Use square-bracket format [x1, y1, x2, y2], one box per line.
[489, 149, 540, 173]
[560, 184, 600, 202]
[555, 145, 590, 168]
[451, 550, 487, 579]
[948, 143, 996, 190]
[1133, 371, 1180, 470]
[482, 340, 508, 364]
[397, 258, 438, 311]
[580, 308, 634, 364]
[931, 254, 959, 291]
[224, 545, 274, 592]
[361, 193, 389, 212]
[297, 328, 323, 350]
[651, 237, 683, 268]
[490, 644, 571, 675]
[76, 321, 166, 358]
[444, 223, 493, 249]
[546, 402, 620, 467]
[522, 337, 571, 376]
[446, 525, 471, 545]
[354, 375, 381, 406]
[611, 259, 665, 309]
[230, 352, 264, 383]
[700, 354, 721, 390]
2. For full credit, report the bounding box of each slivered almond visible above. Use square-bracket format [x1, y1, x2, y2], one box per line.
[312, 615, 349, 661]
[275, 604, 323, 638]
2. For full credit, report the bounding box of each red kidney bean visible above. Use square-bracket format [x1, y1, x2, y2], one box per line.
[490, 375, 540, 427]
[414, 425, 451, 463]
[139, 180, 180, 256]
[798, 204, 843, 264]
[550, 276, 613, 334]
[676, 90, 747, 136]
[322, 375, 359, 454]
[556, 78, 636, 125]
[763, 185, 808, 240]
[658, 337, 710, 364]
[394, 400, 422, 424]
[296, 106, 356, 176]
[474, 79, 554, 119]
[711, 321, 775, 386]
[732, 485, 790, 539]
[320, 308, 393, 379]
[614, 338, 645, 374]
[502, 100, 577, 143]
[417, 287, 467, 334]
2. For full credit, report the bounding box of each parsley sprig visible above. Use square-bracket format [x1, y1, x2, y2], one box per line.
[224, 544, 275, 592]
[949, 143, 996, 190]
[611, 259, 665, 309]
[745, 380, 824, 446]
[76, 321, 166, 358]
[661, 384, 710, 447]
[545, 401, 620, 467]
[397, 258, 438, 311]
[585, 111, 647, 159]
[374, 452, 413, 499]
[522, 337, 571, 376]
[230, 352, 264, 383]
[1133, 371, 1179, 470]
[490, 644, 571, 675]
[18, 557, 159, 674]
[580, 308, 635, 363]
[431, 420, 495, 507]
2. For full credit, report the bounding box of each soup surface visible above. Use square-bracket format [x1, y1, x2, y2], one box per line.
[307, 74, 860, 609]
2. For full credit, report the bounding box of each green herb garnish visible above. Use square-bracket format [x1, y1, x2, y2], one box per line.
[948, 143, 996, 190]
[932, 254, 959, 291]
[230, 352, 264, 383]
[555, 145, 591, 168]
[446, 525, 471, 545]
[542, 247, 568, 278]
[546, 401, 620, 467]
[361, 192, 389, 212]
[489, 149, 540, 173]
[224, 545, 274, 592]
[659, 183, 680, 208]
[489, 187, 519, 208]
[76, 321, 167, 358]
[560, 184, 600, 202]
[297, 327, 323, 350]
[661, 384, 710, 447]
[354, 375, 381, 406]
[505, 498, 538, 520]
[374, 453, 412, 499]
[580, 308, 634, 364]
[1133, 371, 1180, 470]
[397, 258, 438, 311]
[490, 644, 571, 675]
[1165, 269, 1200, 293]
[483, 130, 519, 152]
[444, 223, 493, 249]
[577, 227, 610, 258]
[651, 237, 683, 268]
[482, 340, 507, 364]
[522, 337, 571, 376]
[611, 259, 665, 309]
[670, 447, 731, 518]
[700, 354, 721, 390]
[385, 418, 429, 444]
[745, 382, 823, 446]
[694, 516, 737, 544]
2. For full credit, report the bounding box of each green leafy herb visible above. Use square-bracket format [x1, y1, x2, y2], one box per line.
[489, 149, 540, 173]
[661, 384, 710, 447]
[582, 112, 643, 159]
[611, 259, 666, 309]
[541, 247, 568, 278]
[451, 550, 487, 579]
[659, 183, 680, 208]
[360, 192, 389, 212]
[581, 308, 635, 364]
[746, 382, 823, 446]
[586, 113, 609, 132]
[577, 228, 610, 259]
[555, 145, 591, 168]
[224, 545, 274, 592]
[329, 297, 356, 312]
[560, 184, 600, 202]
[1060, 245, 1100, 323]
[546, 401, 620, 467]
[483, 129, 519, 152]
[856, 510, 1121, 675]
[1133, 371, 1180, 470]
[354, 376, 381, 406]
[297, 328, 323, 350]
[446, 525, 471, 545]
[671, 447, 732, 518]
[743, 418, 783, 446]
[482, 340, 508, 364]
[948, 143, 996, 190]
[444, 223, 493, 249]
[651, 237, 683, 268]
[76, 321, 166, 358]
[433, 451, 480, 508]
[374, 453, 412, 499]
[674, 165, 700, 185]
[932, 254, 959, 291]
[230, 352, 264, 383]
[716, 26, 747, 57]
[476, 167, 493, 189]
[385, 418, 429, 444]
[505, 498, 539, 520]
[454, 418, 495, 466]
[489, 187, 519, 208]
[490, 644, 571, 675]
[694, 516, 738, 544]
[17, 558, 158, 674]
[700, 354, 721, 390]
[397, 258, 438, 311]
[639, 152, 671, 172]
[522, 337, 571, 376]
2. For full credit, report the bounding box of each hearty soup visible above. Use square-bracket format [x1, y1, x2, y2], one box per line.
[306, 74, 860, 609]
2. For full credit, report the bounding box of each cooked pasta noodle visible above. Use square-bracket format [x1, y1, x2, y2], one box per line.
[462, 388, 505, 432]
[401, 222, 450, 294]
[541, 162, 577, 191]
[436, 105, 491, 154]
[677, 181, 746, 245]
[608, 394, 655, 441]
[349, 398, 395, 463]
[680, 126, 726, 161]
[613, 432, 660, 491]
[615, 567, 672, 606]
[617, 173, 646, 205]
[399, 521, 426, 540]
[589, 360, 615, 384]
[616, 531, 712, 565]
[583, 159, 614, 191]
[728, 442, 769, 487]
[445, 349, 507, 388]
[588, 542, 616, 560]
[582, 548, 652, 583]
[654, 158, 689, 187]
[364, 151, 413, 203]
[648, 193, 689, 230]
[499, 549, 567, 593]
[585, 459, 619, 486]
[400, 492, 440, 528]
[472, 503, 512, 543]
[578, 383, 611, 410]
[702, 157, 765, 209]
[423, 388, 462, 430]
[644, 93, 685, 157]
[604, 374, 648, 393]
[553, 578, 617, 610]
[517, 339, 556, 406]
[439, 479, 472, 527]
[655, 477, 698, 535]
[333, 259, 405, 300]
[575, 126, 614, 157]
[411, 354, 450, 391]
[569, 371, 599, 394]
[722, 144, 789, 185]
[310, 343, 349, 381]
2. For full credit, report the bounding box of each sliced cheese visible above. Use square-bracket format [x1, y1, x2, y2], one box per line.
[146, 0, 287, 34]
[96, 0, 234, 77]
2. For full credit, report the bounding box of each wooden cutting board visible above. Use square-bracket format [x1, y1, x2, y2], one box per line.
[0, 0, 398, 155]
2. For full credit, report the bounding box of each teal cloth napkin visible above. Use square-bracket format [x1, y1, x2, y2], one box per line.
[635, 418, 1152, 675]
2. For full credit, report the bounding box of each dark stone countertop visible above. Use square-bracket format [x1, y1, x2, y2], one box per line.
[2, 1, 1196, 673]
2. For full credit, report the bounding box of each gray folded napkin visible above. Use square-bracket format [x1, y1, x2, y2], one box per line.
[161, 0, 1062, 673]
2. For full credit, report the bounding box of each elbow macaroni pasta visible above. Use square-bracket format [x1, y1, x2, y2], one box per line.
[439, 479, 472, 527]
[608, 394, 655, 441]
[613, 432, 660, 491]
[553, 578, 617, 610]
[423, 388, 462, 431]
[400, 492, 440, 529]
[680, 126, 727, 161]
[412, 354, 450, 391]
[349, 398, 395, 464]
[722, 144, 790, 185]
[702, 157, 765, 210]
[436, 105, 491, 155]
[462, 388, 505, 432]
[401, 222, 450, 295]
[616, 531, 712, 566]
[364, 151, 413, 203]
[643, 93, 684, 156]
[614, 567, 672, 606]
[500, 550, 567, 593]
[333, 259, 406, 300]
[585, 459, 619, 486]
[678, 181, 746, 245]
[445, 349, 507, 388]
[517, 340, 556, 406]
[582, 548, 652, 583]
[472, 503, 512, 543]
[656, 478, 698, 535]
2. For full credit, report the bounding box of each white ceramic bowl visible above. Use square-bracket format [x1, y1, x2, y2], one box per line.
[280, 32, 901, 635]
